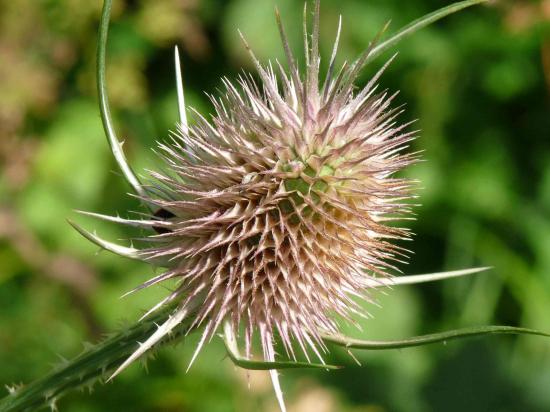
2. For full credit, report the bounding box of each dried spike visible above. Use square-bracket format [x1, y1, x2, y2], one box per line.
[302, 2, 310, 68]
[308, 0, 321, 103]
[323, 15, 342, 99]
[174, 46, 188, 135]
[109, 306, 189, 380]
[371, 266, 492, 288]
[275, 7, 302, 97]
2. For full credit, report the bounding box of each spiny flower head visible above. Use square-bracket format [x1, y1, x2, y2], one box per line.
[96, 0, 418, 390]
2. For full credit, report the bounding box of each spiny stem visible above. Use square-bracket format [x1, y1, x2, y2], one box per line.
[0, 308, 191, 412]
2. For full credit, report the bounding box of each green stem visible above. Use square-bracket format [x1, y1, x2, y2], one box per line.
[0, 308, 191, 412]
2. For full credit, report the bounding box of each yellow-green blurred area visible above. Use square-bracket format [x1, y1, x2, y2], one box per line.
[1, 0, 549, 410]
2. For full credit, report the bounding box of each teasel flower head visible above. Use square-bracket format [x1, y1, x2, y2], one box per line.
[83, 0, 418, 408]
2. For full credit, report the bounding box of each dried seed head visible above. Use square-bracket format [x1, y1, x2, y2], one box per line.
[105, 0, 418, 377]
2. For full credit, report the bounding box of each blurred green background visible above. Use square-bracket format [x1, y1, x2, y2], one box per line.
[1, 0, 549, 411]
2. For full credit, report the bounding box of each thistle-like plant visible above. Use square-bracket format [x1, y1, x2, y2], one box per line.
[1, 1, 548, 411]
[96, 0, 420, 378]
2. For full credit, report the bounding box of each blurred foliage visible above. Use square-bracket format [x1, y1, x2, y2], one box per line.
[1, 0, 549, 411]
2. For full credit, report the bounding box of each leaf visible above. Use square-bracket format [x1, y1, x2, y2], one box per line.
[322, 325, 550, 350]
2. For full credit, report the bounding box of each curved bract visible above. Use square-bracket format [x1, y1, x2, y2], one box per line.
[366, 0, 488, 65]
[323, 326, 550, 350]
[96, 0, 148, 203]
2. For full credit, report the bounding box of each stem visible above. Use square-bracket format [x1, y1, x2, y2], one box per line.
[0, 308, 191, 412]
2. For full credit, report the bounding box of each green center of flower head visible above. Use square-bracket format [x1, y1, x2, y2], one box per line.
[280, 159, 334, 220]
